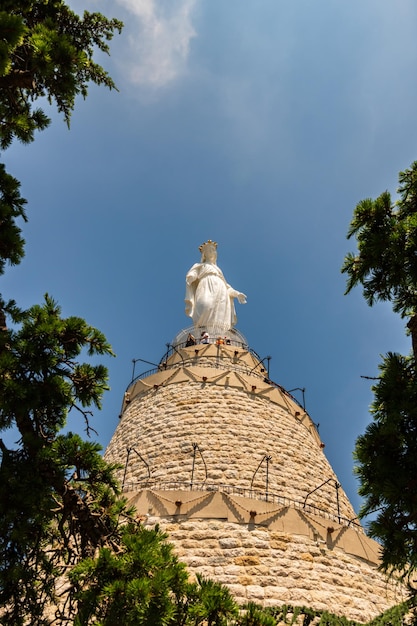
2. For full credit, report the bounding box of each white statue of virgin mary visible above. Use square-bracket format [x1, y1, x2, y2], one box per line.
[185, 240, 247, 333]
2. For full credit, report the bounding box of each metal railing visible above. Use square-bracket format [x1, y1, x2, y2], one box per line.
[126, 348, 305, 412]
[128, 357, 270, 389]
[122, 479, 362, 532]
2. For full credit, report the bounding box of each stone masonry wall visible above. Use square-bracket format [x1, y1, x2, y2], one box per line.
[140, 515, 403, 623]
[105, 378, 356, 523]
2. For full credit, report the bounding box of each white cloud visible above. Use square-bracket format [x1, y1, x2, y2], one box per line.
[115, 0, 198, 87]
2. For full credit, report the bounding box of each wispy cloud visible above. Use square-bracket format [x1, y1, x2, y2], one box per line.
[115, 0, 198, 87]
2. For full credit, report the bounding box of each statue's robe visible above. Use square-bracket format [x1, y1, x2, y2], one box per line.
[185, 262, 239, 332]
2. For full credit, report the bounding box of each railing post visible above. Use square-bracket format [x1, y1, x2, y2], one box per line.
[335, 481, 341, 524]
[265, 455, 272, 502]
[122, 447, 132, 490]
[190, 442, 197, 490]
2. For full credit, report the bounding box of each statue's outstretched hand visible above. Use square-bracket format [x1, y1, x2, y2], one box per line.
[237, 293, 247, 304]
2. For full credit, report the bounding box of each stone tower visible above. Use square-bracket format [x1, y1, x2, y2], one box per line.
[105, 242, 403, 622]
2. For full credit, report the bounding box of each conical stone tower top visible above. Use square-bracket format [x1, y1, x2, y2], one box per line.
[104, 242, 404, 621]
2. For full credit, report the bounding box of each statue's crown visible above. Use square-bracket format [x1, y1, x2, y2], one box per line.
[199, 239, 217, 252]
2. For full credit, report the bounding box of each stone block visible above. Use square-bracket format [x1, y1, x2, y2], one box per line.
[219, 537, 242, 549]
[238, 575, 253, 586]
[234, 555, 260, 566]
[246, 585, 265, 600]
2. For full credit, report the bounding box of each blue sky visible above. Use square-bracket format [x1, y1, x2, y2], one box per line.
[3, 0, 417, 518]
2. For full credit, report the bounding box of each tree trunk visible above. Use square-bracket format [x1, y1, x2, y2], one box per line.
[0, 70, 35, 89]
[407, 314, 417, 362]
[0, 308, 6, 331]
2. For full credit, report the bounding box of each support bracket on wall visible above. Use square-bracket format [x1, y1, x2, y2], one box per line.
[303, 477, 341, 523]
[190, 442, 208, 489]
[122, 446, 151, 489]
